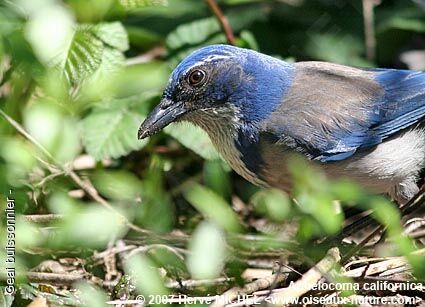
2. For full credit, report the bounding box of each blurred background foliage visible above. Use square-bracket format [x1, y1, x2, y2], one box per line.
[0, 0, 424, 305]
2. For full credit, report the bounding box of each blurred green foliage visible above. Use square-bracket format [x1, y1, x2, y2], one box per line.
[0, 0, 424, 305]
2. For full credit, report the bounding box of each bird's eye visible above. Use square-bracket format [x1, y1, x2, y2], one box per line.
[188, 69, 206, 86]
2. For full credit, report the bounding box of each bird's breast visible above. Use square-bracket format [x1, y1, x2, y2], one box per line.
[186, 111, 268, 187]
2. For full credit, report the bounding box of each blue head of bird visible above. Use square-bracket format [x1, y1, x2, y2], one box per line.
[138, 44, 293, 142]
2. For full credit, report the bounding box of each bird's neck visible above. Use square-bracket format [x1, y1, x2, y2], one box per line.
[185, 110, 267, 187]
[185, 106, 241, 144]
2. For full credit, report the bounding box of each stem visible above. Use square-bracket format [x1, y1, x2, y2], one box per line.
[362, 0, 379, 61]
[206, 0, 236, 45]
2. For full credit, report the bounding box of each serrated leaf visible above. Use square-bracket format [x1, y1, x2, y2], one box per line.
[87, 47, 125, 81]
[81, 95, 149, 160]
[164, 123, 219, 160]
[62, 22, 129, 86]
[93, 22, 129, 51]
[64, 27, 104, 84]
[118, 0, 168, 9]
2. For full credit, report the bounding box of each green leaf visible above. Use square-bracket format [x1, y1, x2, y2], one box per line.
[238, 30, 259, 50]
[64, 26, 104, 84]
[126, 26, 162, 49]
[251, 188, 291, 223]
[75, 281, 109, 307]
[81, 95, 149, 160]
[166, 17, 220, 50]
[183, 183, 242, 233]
[164, 123, 220, 160]
[187, 221, 227, 279]
[59, 206, 128, 248]
[203, 160, 232, 200]
[91, 170, 143, 200]
[125, 254, 168, 297]
[165, 8, 265, 67]
[78, 47, 126, 101]
[377, 8, 425, 33]
[135, 165, 174, 233]
[24, 4, 75, 65]
[23, 100, 81, 163]
[93, 22, 129, 51]
[378, 16, 425, 32]
[0, 289, 14, 307]
[305, 32, 372, 67]
[165, 17, 226, 67]
[63, 22, 129, 86]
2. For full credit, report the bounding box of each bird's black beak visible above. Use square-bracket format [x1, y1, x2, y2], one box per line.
[138, 98, 187, 140]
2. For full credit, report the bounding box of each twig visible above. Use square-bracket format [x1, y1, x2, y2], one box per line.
[342, 225, 385, 263]
[26, 272, 86, 285]
[125, 244, 186, 261]
[344, 248, 425, 278]
[362, 0, 380, 61]
[345, 256, 407, 278]
[400, 183, 425, 216]
[93, 245, 137, 260]
[125, 46, 166, 66]
[166, 277, 233, 290]
[211, 270, 287, 307]
[206, 0, 236, 45]
[268, 247, 341, 306]
[23, 214, 64, 223]
[35, 171, 65, 187]
[410, 229, 425, 239]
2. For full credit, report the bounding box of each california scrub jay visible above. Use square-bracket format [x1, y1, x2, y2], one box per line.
[138, 45, 425, 203]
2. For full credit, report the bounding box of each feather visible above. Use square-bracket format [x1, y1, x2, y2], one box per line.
[261, 62, 425, 162]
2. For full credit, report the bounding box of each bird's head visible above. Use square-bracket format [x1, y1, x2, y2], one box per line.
[138, 44, 293, 139]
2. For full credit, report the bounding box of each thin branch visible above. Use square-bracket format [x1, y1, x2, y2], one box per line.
[166, 277, 233, 290]
[125, 243, 187, 261]
[268, 247, 341, 306]
[206, 0, 236, 45]
[400, 183, 425, 216]
[93, 245, 137, 260]
[23, 214, 64, 223]
[26, 272, 86, 286]
[125, 46, 166, 66]
[0, 109, 54, 161]
[342, 225, 385, 263]
[362, 0, 380, 61]
[211, 269, 287, 307]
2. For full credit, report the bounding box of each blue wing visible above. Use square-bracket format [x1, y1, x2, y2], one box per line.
[261, 62, 425, 162]
[371, 69, 425, 138]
